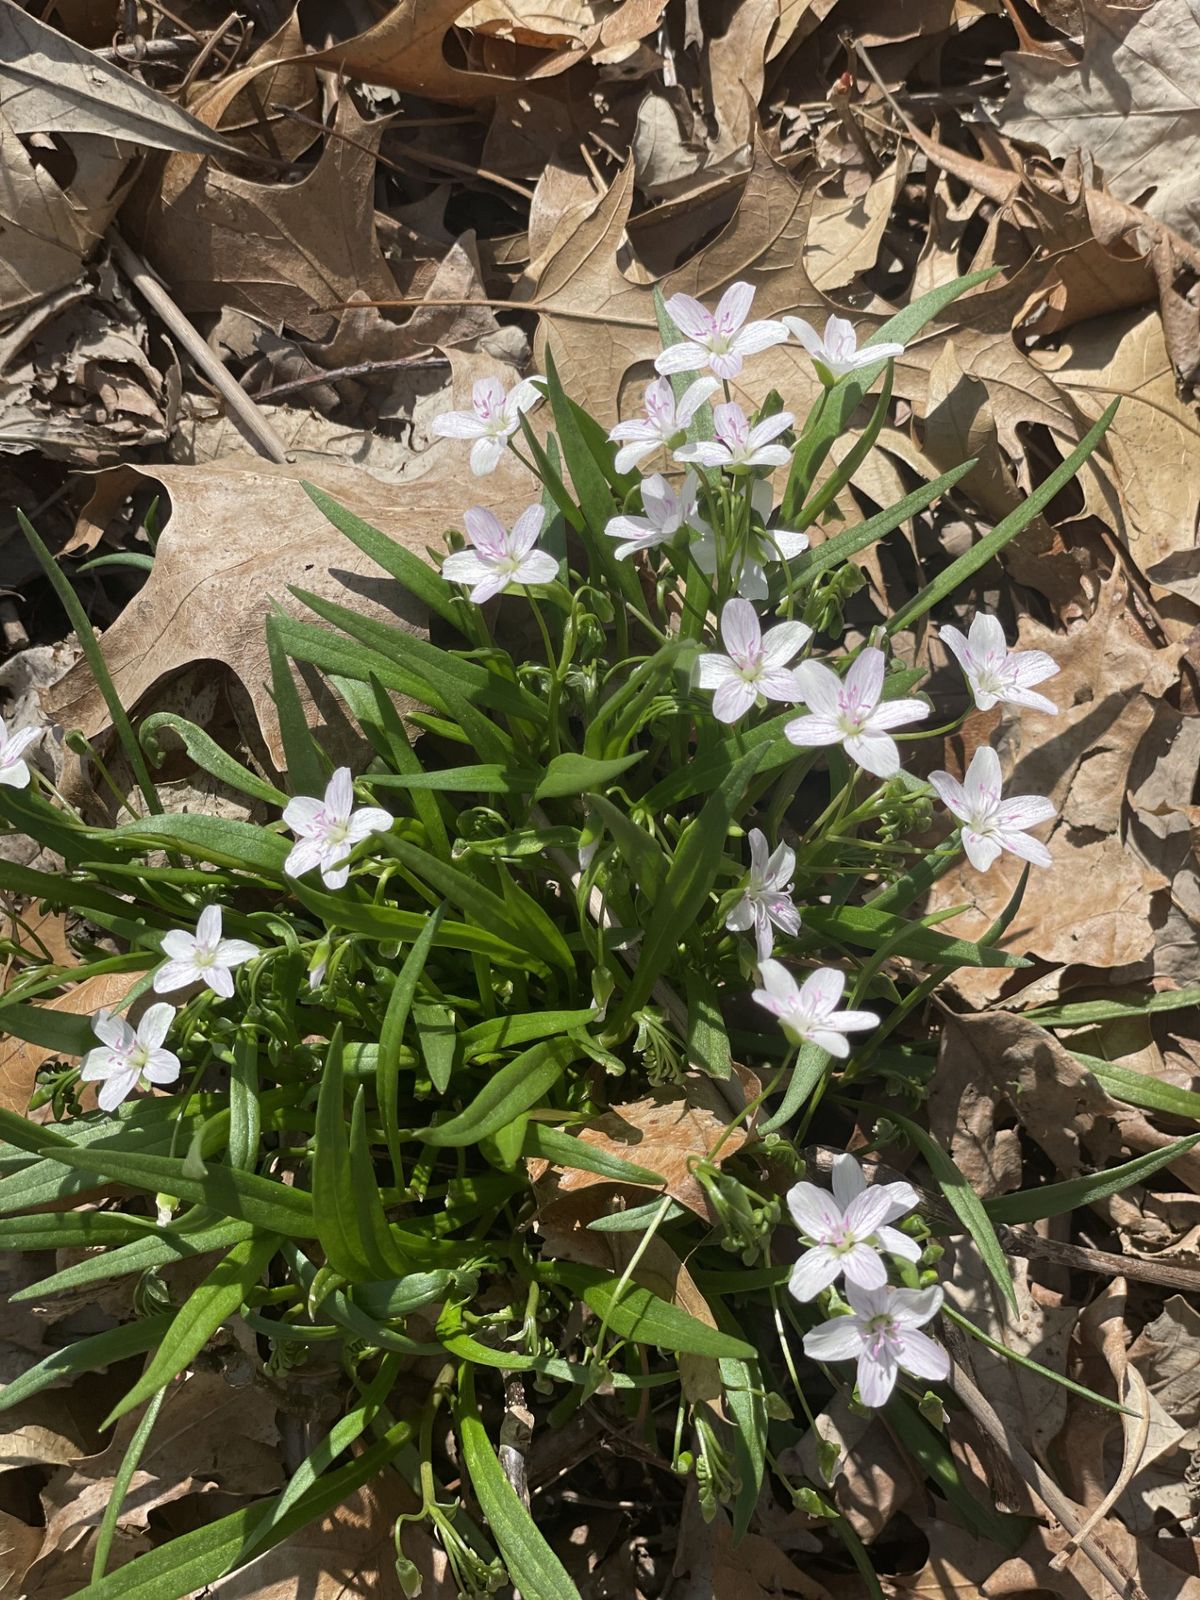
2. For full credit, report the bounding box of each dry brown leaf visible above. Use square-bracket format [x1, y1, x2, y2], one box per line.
[526, 1068, 756, 1219]
[786, 1397, 919, 1541]
[0, 5, 238, 159]
[0, 114, 133, 315]
[1002, 0, 1200, 247]
[0, 1510, 41, 1598]
[923, 578, 1183, 1004]
[1030, 310, 1200, 609]
[48, 434, 538, 768]
[672, 1492, 834, 1600]
[298, 0, 592, 105]
[0, 970, 138, 1115]
[127, 97, 399, 341]
[808, 153, 911, 291]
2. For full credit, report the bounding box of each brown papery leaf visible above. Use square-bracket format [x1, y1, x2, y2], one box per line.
[527, 1066, 758, 1219]
[1002, 0, 1200, 248]
[48, 434, 539, 769]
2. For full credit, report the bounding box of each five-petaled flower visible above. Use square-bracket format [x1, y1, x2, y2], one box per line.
[656, 282, 789, 380]
[930, 745, 1055, 873]
[0, 718, 38, 790]
[697, 599, 811, 724]
[692, 481, 808, 601]
[442, 505, 559, 604]
[786, 647, 928, 779]
[430, 375, 543, 476]
[283, 768, 392, 891]
[802, 1283, 949, 1407]
[940, 612, 1059, 715]
[752, 961, 876, 1056]
[786, 1154, 921, 1301]
[607, 377, 719, 474]
[783, 314, 905, 384]
[81, 1004, 180, 1113]
[152, 904, 258, 999]
[727, 828, 801, 960]
[676, 401, 793, 472]
[605, 471, 706, 560]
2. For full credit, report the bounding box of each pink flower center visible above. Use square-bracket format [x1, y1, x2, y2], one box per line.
[863, 1313, 901, 1361]
[835, 684, 873, 733]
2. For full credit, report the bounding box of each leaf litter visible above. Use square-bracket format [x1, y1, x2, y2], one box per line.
[3, 0, 1200, 1595]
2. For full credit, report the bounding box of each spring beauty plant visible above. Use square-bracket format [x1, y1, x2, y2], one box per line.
[0, 272, 1124, 1600]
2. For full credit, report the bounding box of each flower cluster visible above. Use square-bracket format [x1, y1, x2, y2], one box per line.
[789, 1155, 949, 1405]
[80, 767, 393, 1112]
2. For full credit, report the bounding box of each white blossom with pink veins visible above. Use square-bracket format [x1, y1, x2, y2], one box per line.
[726, 828, 801, 960]
[929, 745, 1055, 872]
[803, 1283, 950, 1407]
[940, 612, 1059, 715]
[442, 505, 559, 603]
[752, 962, 876, 1056]
[783, 314, 905, 382]
[785, 647, 928, 779]
[0, 718, 38, 789]
[786, 1154, 921, 1301]
[696, 599, 811, 724]
[283, 768, 393, 891]
[605, 471, 706, 560]
[430, 375, 543, 476]
[80, 1005, 180, 1113]
[153, 904, 258, 998]
[655, 282, 789, 380]
[606, 376, 719, 474]
[675, 401, 793, 472]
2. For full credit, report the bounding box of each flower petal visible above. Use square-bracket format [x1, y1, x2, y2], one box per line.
[194, 904, 222, 947]
[786, 1181, 842, 1239]
[928, 770, 968, 820]
[663, 293, 713, 341]
[468, 435, 505, 475]
[840, 1243, 888, 1291]
[720, 598, 762, 660]
[803, 1314, 866, 1362]
[967, 612, 1009, 659]
[152, 959, 201, 994]
[214, 939, 258, 967]
[760, 620, 812, 669]
[284, 837, 326, 880]
[856, 1347, 899, 1407]
[798, 966, 845, 1015]
[844, 646, 885, 711]
[325, 768, 354, 821]
[674, 441, 729, 468]
[830, 1153, 865, 1209]
[712, 678, 758, 723]
[896, 1327, 951, 1383]
[509, 502, 547, 556]
[962, 829, 1003, 872]
[137, 1003, 175, 1050]
[994, 828, 1053, 867]
[782, 316, 825, 356]
[205, 965, 235, 999]
[888, 1285, 944, 1327]
[514, 551, 561, 587]
[141, 1047, 181, 1085]
[614, 438, 658, 474]
[160, 928, 197, 960]
[843, 1186, 895, 1239]
[843, 729, 901, 778]
[430, 409, 487, 440]
[791, 659, 841, 717]
[729, 319, 790, 356]
[676, 376, 720, 425]
[784, 713, 844, 749]
[655, 341, 710, 375]
[868, 697, 929, 732]
[92, 1009, 133, 1051]
[97, 1068, 140, 1112]
[788, 1246, 844, 1301]
[282, 795, 323, 833]
[876, 1224, 922, 1263]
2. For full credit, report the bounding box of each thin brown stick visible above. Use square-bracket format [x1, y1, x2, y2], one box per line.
[106, 230, 291, 465]
[950, 1362, 1148, 1600]
[254, 355, 449, 403]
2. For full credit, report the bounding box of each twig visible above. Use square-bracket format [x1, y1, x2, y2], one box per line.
[95, 35, 198, 62]
[949, 1362, 1148, 1600]
[254, 355, 449, 403]
[105, 229, 291, 465]
[0, 598, 29, 652]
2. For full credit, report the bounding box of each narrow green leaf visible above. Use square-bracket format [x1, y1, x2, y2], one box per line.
[550, 1263, 756, 1359]
[1028, 988, 1200, 1026]
[413, 999, 456, 1093]
[457, 1366, 582, 1600]
[0, 1315, 172, 1413]
[886, 400, 1118, 634]
[12, 1217, 253, 1301]
[803, 904, 1029, 969]
[459, 1009, 597, 1060]
[302, 482, 464, 630]
[1078, 1055, 1200, 1121]
[885, 1110, 1016, 1308]
[887, 1394, 1027, 1549]
[379, 903, 445, 1182]
[534, 750, 644, 801]
[421, 1036, 582, 1146]
[139, 713, 289, 806]
[985, 1134, 1200, 1223]
[112, 815, 288, 876]
[313, 1029, 375, 1281]
[104, 1232, 280, 1425]
[522, 1123, 664, 1185]
[266, 612, 326, 796]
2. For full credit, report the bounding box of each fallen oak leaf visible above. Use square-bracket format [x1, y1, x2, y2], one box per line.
[47, 434, 540, 770]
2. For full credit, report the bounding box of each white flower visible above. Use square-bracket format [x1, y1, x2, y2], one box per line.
[283, 768, 393, 892]
[80, 1004, 180, 1113]
[940, 613, 1059, 715]
[803, 1283, 949, 1407]
[655, 282, 789, 381]
[442, 505, 559, 604]
[605, 471, 706, 560]
[786, 648, 928, 780]
[727, 828, 801, 960]
[929, 745, 1055, 873]
[429, 375, 543, 476]
[696, 599, 811, 724]
[607, 377, 719, 474]
[752, 961, 876, 1057]
[152, 904, 258, 999]
[0, 719, 38, 789]
[692, 481, 809, 601]
[675, 401, 793, 472]
[783, 314, 905, 383]
[786, 1154, 921, 1301]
